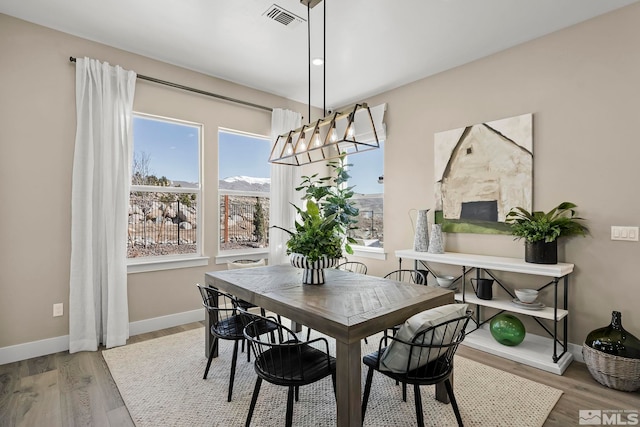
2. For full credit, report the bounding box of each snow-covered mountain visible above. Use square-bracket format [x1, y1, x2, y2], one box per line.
[219, 176, 271, 192]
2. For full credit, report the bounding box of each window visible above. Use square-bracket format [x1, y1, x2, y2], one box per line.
[218, 129, 271, 253]
[347, 141, 384, 249]
[128, 113, 202, 261]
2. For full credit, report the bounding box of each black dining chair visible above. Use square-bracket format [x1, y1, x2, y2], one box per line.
[361, 312, 472, 427]
[196, 284, 244, 402]
[196, 284, 276, 403]
[241, 309, 337, 427]
[383, 269, 427, 285]
[383, 269, 428, 340]
[335, 261, 368, 274]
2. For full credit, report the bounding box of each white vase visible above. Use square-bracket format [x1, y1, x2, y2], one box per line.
[413, 209, 429, 252]
[427, 224, 444, 254]
[290, 253, 338, 285]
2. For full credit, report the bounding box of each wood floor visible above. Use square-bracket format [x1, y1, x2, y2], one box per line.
[1, 322, 638, 426]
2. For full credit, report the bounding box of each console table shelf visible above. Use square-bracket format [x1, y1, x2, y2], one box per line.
[453, 291, 568, 321]
[395, 249, 574, 375]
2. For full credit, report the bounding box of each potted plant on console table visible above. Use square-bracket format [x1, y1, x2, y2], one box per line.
[273, 155, 359, 285]
[506, 201, 588, 264]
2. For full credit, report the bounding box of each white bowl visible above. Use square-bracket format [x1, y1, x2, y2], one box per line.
[436, 275, 456, 288]
[515, 288, 539, 303]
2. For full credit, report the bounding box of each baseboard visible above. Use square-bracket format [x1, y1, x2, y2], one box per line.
[568, 341, 585, 363]
[0, 309, 204, 366]
[128, 309, 204, 336]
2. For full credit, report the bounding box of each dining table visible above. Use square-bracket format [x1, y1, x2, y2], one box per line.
[205, 264, 454, 427]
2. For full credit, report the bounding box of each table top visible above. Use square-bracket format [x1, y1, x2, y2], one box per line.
[205, 264, 454, 344]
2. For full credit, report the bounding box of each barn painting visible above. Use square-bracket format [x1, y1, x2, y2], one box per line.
[434, 113, 533, 234]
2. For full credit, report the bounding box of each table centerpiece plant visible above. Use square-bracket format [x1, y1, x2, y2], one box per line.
[273, 154, 359, 284]
[505, 201, 588, 264]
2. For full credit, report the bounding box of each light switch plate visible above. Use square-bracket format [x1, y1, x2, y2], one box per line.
[53, 303, 64, 317]
[611, 226, 639, 241]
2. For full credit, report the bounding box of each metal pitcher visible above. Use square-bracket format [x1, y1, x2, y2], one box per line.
[471, 278, 494, 300]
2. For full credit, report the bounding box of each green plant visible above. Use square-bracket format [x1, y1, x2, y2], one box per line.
[253, 197, 266, 243]
[273, 155, 359, 262]
[506, 202, 588, 243]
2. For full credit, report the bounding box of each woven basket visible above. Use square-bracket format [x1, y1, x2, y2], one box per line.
[582, 344, 640, 392]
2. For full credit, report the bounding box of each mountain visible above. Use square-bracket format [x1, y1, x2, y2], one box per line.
[219, 176, 271, 192]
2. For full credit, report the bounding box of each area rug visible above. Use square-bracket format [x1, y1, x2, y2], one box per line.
[103, 328, 562, 426]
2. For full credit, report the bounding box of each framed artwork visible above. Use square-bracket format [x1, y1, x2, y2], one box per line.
[434, 113, 533, 234]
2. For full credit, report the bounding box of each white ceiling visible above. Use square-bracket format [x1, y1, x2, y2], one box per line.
[1, 0, 637, 109]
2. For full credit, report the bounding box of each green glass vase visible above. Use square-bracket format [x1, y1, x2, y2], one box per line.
[585, 311, 640, 359]
[490, 313, 526, 346]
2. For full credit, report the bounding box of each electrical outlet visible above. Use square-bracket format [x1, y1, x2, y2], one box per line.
[53, 303, 64, 317]
[611, 226, 639, 241]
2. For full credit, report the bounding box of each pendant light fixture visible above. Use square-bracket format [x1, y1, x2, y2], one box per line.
[269, 0, 380, 166]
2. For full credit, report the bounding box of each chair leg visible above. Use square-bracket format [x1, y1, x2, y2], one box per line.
[245, 377, 262, 427]
[331, 372, 337, 400]
[295, 386, 299, 401]
[285, 386, 295, 427]
[445, 378, 464, 427]
[306, 327, 312, 341]
[402, 382, 407, 402]
[414, 384, 424, 427]
[203, 337, 218, 379]
[228, 340, 239, 402]
[361, 367, 374, 421]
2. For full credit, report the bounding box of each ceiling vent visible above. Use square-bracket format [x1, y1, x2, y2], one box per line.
[263, 4, 305, 27]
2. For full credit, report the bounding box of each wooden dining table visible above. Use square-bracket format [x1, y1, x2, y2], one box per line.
[205, 264, 454, 427]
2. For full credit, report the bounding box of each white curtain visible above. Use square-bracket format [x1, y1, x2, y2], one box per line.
[269, 109, 302, 265]
[69, 57, 136, 352]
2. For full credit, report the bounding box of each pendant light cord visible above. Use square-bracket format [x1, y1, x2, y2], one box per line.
[307, 4, 311, 125]
[323, 0, 326, 116]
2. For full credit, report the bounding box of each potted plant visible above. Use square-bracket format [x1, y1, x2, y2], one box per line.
[273, 155, 359, 284]
[506, 201, 588, 264]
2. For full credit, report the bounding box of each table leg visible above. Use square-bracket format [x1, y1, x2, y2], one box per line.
[289, 320, 303, 333]
[335, 340, 362, 427]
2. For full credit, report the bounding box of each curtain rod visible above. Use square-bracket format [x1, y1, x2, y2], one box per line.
[69, 57, 273, 113]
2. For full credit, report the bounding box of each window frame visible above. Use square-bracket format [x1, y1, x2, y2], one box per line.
[346, 141, 386, 260]
[127, 112, 208, 273]
[216, 127, 271, 263]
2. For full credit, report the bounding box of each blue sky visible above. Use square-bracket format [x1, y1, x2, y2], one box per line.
[219, 131, 271, 180]
[133, 116, 199, 183]
[348, 141, 384, 194]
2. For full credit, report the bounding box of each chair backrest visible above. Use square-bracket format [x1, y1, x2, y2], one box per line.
[336, 261, 368, 274]
[384, 312, 472, 381]
[384, 269, 426, 285]
[240, 308, 331, 384]
[196, 284, 243, 338]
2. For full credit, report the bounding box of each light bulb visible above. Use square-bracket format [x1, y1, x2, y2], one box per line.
[285, 143, 293, 155]
[297, 134, 307, 152]
[329, 123, 338, 143]
[346, 121, 356, 140]
[312, 129, 322, 147]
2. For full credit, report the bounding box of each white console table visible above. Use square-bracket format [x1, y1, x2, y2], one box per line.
[395, 249, 574, 375]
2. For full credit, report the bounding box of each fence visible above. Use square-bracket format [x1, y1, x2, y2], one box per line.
[219, 193, 270, 251]
[128, 191, 198, 258]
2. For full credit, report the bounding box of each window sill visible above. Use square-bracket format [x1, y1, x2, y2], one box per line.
[215, 248, 270, 265]
[127, 256, 210, 274]
[351, 246, 387, 261]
